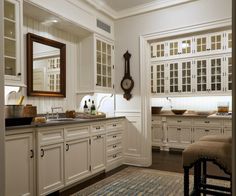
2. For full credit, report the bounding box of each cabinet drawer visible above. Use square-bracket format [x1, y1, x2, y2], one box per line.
[107, 142, 122, 155]
[106, 132, 122, 144]
[107, 152, 122, 164]
[38, 128, 64, 145]
[223, 120, 232, 128]
[193, 118, 222, 127]
[106, 121, 123, 133]
[65, 126, 90, 140]
[152, 116, 162, 124]
[90, 124, 105, 135]
[166, 117, 192, 126]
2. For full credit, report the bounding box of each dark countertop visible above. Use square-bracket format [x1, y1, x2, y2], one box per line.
[5, 116, 125, 131]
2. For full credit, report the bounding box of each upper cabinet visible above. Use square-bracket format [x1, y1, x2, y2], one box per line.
[78, 34, 114, 94]
[4, 0, 24, 86]
[151, 29, 232, 97]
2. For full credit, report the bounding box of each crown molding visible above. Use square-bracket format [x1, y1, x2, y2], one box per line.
[86, 0, 197, 19]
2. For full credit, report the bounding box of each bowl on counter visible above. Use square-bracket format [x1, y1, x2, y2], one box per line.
[171, 109, 187, 115]
[152, 107, 163, 114]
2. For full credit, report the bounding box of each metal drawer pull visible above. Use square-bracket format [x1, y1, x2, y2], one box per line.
[113, 145, 117, 148]
[66, 144, 70, 151]
[177, 128, 181, 131]
[113, 154, 117, 158]
[177, 120, 182, 123]
[113, 135, 117, 138]
[96, 126, 101, 130]
[205, 129, 210, 132]
[40, 149, 44, 157]
[97, 135, 102, 139]
[30, 150, 34, 158]
[113, 124, 117, 127]
[204, 121, 210, 123]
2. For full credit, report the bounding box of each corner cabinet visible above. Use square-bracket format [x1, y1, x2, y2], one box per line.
[4, 0, 24, 86]
[151, 29, 232, 97]
[78, 34, 114, 94]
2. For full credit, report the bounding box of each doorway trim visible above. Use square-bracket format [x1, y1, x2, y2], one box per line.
[139, 17, 232, 167]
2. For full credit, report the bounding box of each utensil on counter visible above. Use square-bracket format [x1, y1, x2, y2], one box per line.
[5, 105, 24, 118]
[152, 106, 163, 114]
[171, 109, 187, 115]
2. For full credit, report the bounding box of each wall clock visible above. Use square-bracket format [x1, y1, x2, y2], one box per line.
[121, 51, 134, 100]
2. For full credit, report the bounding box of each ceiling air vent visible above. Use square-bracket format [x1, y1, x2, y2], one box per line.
[96, 19, 111, 33]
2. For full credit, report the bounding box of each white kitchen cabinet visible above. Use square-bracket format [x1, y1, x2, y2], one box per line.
[37, 128, 64, 195]
[65, 138, 90, 185]
[192, 127, 222, 142]
[166, 126, 179, 145]
[5, 132, 34, 196]
[78, 33, 114, 94]
[91, 134, 106, 173]
[224, 55, 232, 92]
[225, 30, 232, 52]
[152, 124, 164, 145]
[4, 0, 24, 86]
[38, 142, 64, 196]
[105, 120, 123, 171]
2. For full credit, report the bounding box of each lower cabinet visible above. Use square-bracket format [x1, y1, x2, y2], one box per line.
[5, 132, 34, 196]
[38, 142, 64, 196]
[65, 137, 90, 185]
[91, 134, 106, 173]
[152, 116, 232, 150]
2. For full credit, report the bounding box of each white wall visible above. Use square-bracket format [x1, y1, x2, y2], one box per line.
[115, 0, 232, 111]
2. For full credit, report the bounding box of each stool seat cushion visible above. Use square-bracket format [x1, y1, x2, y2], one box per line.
[183, 141, 232, 173]
[199, 135, 232, 143]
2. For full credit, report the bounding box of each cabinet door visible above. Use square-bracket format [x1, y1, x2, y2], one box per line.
[91, 134, 105, 173]
[209, 57, 223, 92]
[179, 37, 193, 56]
[169, 62, 179, 93]
[168, 39, 179, 56]
[179, 127, 192, 145]
[96, 39, 113, 90]
[195, 35, 208, 54]
[155, 63, 166, 94]
[209, 32, 224, 52]
[151, 65, 155, 93]
[193, 127, 222, 142]
[224, 55, 232, 92]
[225, 30, 232, 52]
[152, 124, 163, 144]
[5, 133, 34, 196]
[38, 143, 64, 195]
[196, 59, 208, 93]
[167, 126, 179, 144]
[65, 138, 90, 185]
[223, 128, 232, 136]
[4, 0, 23, 84]
[179, 60, 193, 93]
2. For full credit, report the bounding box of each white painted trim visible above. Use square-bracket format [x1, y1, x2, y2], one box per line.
[0, 0, 5, 195]
[140, 18, 232, 170]
[86, 0, 197, 19]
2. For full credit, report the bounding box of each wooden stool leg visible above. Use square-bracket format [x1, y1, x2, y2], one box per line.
[184, 167, 189, 196]
[202, 160, 207, 196]
[194, 161, 201, 196]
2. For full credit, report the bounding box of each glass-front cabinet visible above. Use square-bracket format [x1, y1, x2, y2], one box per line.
[150, 29, 232, 96]
[96, 39, 113, 89]
[4, 0, 24, 86]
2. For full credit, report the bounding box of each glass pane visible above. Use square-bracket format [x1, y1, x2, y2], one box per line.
[97, 52, 101, 63]
[97, 64, 101, 74]
[102, 76, 106, 87]
[107, 55, 111, 65]
[102, 65, 106, 75]
[4, 1, 15, 20]
[4, 38, 15, 57]
[102, 53, 106, 64]
[107, 45, 111, 55]
[4, 20, 15, 38]
[97, 75, 101, 86]
[108, 77, 112, 87]
[102, 42, 106, 53]
[96, 40, 101, 51]
[5, 57, 16, 75]
[108, 66, 111, 76]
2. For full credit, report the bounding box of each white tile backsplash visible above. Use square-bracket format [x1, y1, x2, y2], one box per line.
[151, 96, 232, 111]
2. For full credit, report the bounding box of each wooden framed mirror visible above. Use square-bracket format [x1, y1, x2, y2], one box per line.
[27, 33, 66, 97]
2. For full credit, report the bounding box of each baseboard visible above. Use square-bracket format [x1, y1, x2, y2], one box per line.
[123, 155, 151, 167]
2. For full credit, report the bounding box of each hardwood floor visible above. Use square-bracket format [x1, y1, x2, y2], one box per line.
[49, 150, 227, 196]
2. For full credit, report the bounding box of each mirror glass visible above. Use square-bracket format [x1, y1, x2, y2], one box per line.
[27, 33, 66, 97]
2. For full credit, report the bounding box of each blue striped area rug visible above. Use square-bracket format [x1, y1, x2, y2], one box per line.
[71, 167, 193, 196]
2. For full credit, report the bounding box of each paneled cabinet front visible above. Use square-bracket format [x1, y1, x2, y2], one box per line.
[78, 34, 114, 94]
[4, 0, 24, 86]
[5, 132, 34, 196]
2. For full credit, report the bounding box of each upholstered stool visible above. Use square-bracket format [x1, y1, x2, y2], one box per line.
[183, 140, 232, 196]
[199, 135, 232, 143]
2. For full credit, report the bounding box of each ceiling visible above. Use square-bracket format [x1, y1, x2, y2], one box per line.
[86, 0, 197, 19]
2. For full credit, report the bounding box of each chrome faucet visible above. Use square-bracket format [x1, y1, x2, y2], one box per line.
[50, 106, 63, 119]
[166, 97, 173, 110]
